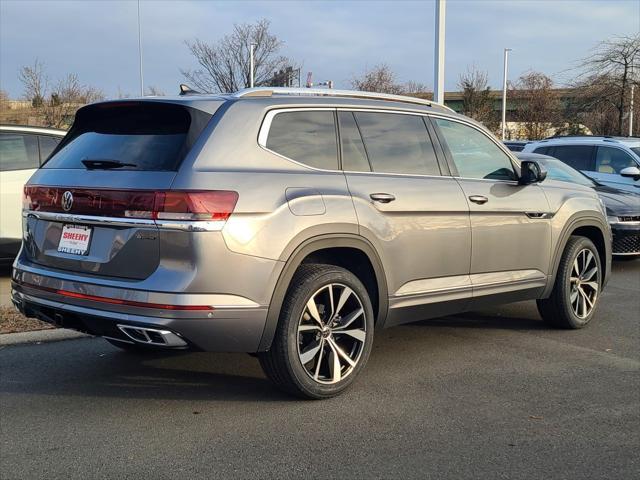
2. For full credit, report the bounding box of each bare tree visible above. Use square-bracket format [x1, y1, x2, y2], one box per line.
[18, 59, 47, 107]
[145, 85, 165, 96]
[18, 60, 104, 128]
[573, 35, 640, 135]
[510, 71, 561, 140]
[457, 65, 498, 131]
[43, 74, 104, 128]
[182, 19, 295, 93]
[403, 81, 430, 95]
[351, 64, 405, 94]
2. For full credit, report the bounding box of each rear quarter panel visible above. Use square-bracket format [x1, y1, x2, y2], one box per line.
[171, 99, 361, 262]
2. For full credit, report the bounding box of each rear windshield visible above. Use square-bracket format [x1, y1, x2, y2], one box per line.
[43, 102, 211, 171]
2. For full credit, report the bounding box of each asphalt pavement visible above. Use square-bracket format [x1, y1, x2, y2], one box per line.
[1, 261, 639, 479]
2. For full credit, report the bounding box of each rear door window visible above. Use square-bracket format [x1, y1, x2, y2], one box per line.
[0, 133, 39, 171]
[43, 102, 210, 171]
[595, 146, 637, 173]
[38, 135, 61, 164]
[266, 111, 338, 170]
[548, 145, 595, 171]
[353, 112, 440, 175]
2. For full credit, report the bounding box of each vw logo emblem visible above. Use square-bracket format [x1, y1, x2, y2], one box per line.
[61, 191, 74, 212]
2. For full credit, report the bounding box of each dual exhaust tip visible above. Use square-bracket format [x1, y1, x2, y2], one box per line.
[117, 325, 187, 347]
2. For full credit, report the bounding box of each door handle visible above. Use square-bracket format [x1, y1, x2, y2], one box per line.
[468, 195, 488, 205]
[369, 193, 396, 204]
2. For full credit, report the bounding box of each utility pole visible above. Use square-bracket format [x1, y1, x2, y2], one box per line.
[630, 84, 635, 137]
[501, 48, 512, 140]
[433, 0, 446, 104]
[250, 43, 256, 88]
[137, 0, 144, 96]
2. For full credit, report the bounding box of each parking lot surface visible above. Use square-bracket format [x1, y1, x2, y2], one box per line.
[1, 261, 638, 479]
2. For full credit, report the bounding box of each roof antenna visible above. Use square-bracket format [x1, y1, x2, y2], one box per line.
[179, 84, 201, 96]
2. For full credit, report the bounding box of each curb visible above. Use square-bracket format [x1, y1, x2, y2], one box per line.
[0, 328, 89, 346]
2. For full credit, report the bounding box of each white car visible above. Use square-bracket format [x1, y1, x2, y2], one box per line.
[522, 136, 640, 194]
[0, 125, 65, 263]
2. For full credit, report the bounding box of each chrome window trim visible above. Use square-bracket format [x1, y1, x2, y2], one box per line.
[257, 107, 343, 174]
[23, 210, 226, 232]
[258, 106, 458, 178]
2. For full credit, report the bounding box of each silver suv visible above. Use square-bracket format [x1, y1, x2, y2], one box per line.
[12, 88, 612, 398]
[522, 136, 640, 194]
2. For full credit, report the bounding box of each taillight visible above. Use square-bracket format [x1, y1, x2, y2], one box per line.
[23, 186, 238, 224]
[154, 191, 239, 221]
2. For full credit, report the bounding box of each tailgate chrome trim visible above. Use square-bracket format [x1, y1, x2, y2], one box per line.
[24, 211, 156, 227]
[23, 211, 225, 231]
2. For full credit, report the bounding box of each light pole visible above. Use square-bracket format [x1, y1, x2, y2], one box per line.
[249, 43, 257, 88]
[433, 0, 446, 104]
[137, 0, 144, 96]
[501, 48, 512, 140]
[630, 84, 635, 137]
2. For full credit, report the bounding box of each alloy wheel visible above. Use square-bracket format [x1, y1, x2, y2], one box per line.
[569, 248, 599, 319]
[296, 283, 367, 384]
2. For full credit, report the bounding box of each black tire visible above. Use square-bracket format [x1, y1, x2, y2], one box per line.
[258, 264, 375, 399]
[537, 236, 602, 329]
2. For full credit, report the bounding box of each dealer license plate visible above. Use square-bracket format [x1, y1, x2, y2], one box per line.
[58, 225, 92, 255]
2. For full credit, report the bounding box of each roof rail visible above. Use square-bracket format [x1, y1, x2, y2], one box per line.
[231, 87, 456, 112]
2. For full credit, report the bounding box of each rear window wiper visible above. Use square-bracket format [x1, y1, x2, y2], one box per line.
[81, 158, 138, 170]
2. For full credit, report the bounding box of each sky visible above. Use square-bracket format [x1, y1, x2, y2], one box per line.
[1, 0, 638, 99]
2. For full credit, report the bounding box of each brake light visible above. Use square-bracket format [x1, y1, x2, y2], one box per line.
[154, 191, 239, 221]
[23, 186, 238, 223]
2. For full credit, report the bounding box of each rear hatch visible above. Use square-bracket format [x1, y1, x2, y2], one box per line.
[23, 101, 214, 280]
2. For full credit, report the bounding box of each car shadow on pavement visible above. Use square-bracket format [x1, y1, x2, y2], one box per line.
[0, 339, 297, 403]
[0, 303, 549, 403]
[410, 309, 548, 331]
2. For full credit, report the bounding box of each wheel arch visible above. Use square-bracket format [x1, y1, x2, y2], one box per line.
[257, 234, 388, 351]
[542, 214, 611, 298]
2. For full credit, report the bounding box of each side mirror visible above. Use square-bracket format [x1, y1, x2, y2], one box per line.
[620, 166, 640, 180]
[519, 160, 547, 185]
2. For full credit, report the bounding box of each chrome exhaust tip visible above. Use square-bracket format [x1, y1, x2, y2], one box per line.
[117, 325, 187, 347]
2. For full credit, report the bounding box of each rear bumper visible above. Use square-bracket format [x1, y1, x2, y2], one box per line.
[611, 223, 640, 256]
[11, 273, 269, 352]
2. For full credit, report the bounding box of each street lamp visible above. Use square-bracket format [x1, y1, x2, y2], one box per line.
[433, 0, 446, 104]
[137, 0, 144, 96]
[630, 84, 635, 137]
[249, 43, 257, 88]
[501, 48, 512, 140]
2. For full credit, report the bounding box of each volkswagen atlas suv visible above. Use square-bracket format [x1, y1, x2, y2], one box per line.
[12, 88, 612, 399]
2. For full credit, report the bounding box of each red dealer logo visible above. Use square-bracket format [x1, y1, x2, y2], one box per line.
[63, 232, 89, 241]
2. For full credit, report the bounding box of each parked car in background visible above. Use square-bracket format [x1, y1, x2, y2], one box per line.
[0, 125, 65, 264]
[522, 136, 640, 194]
[503, 140, 529, 152]
[12, 88, 612, 398]
[518, 152, 639, 258]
